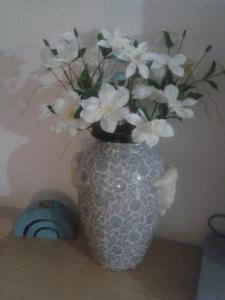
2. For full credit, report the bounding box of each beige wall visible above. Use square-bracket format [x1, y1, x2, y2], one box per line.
[0, 0, 225, 244]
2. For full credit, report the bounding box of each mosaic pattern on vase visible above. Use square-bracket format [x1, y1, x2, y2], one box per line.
[76, 142, 165, 271]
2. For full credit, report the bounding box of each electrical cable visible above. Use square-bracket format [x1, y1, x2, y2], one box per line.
[208, 214, 225, 238]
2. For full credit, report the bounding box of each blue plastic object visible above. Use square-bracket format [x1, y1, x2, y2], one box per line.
[13, 190, 80, 240]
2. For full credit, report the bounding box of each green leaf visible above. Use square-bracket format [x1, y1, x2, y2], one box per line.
[157, 103, 169, 119]
[178, 83, 195, 92]
[161, 69, 174, 87]
[73, 106, 82, 118]
[81, 88, 98, 98]
[77, 48, 86, 58]
[133, 40, 139, 47]
[78, 68, 92, 89]
[204, 61, 216, 79]
[179, 84, 192, 91]
[185, 92, 203, 100]
[51, 49, 58, 56]
[162, 31, 174, 49]
[141, 107, 151, 121]
[205, 80, 219, 90]
[94, 73, 103, 90]
[147, 79, 161, 89]
[111, 71, 126, 82]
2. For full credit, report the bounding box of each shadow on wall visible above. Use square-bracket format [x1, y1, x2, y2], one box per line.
[0, 51, 88, 238]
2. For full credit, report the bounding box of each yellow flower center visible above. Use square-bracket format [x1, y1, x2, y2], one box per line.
[100, 102, 115, 117]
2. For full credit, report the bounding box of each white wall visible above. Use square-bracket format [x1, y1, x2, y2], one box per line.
[0, 0, 225, 244]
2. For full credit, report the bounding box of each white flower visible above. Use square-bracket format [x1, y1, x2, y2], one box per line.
[118, 42, 153, 79]
[56, 31, 77, 45]
[39, 90, 80, 122]
[52, 118, 89, 137]
[56, 42, 79, 64]
[41, 32, 79, 68]
[126, 113, 174, 147]
[80, 83, 129, 133]
[132, 84, 156, 100]
[148, 53, 168, 78]
[163, 84, 197, 118]
[40, 47, 61, 69]
[51, 89, 89, 137]
[97, 28, 130, 54]
[132, 84, 166, 103]
[149, 53, 186, 78]
[166, 54, 186, 77]
[52, 90, 81, 121]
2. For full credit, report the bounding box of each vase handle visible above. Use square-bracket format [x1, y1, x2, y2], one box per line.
[154, 166, 178, 216]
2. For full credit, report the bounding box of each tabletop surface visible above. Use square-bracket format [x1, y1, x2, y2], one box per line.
[0, 234, 202, 300]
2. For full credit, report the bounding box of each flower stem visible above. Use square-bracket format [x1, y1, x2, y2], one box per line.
[68, 65, 75, 90]
[91, 57, 105, 79]
[177, 30, 187, 54]
[185, 52, 207, 83]
[61, 66, 74, 90]
[185, 46, 212, 84]
[189, 71, 225, 85]
[150, 102, 159, 120]
[50, 70, 67, 90]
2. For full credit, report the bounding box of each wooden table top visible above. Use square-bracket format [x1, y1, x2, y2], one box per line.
[0, 234, 202, 300]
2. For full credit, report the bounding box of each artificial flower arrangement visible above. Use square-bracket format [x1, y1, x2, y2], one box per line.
[39, 28, 224, 146]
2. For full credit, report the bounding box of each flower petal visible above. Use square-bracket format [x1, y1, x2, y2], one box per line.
[116, 107, 130, 120]
[67, 124, 78, 137]
[137, 42, 148, 53]
[97, 40, 110, 48]
[126, 113, 144, 126]
[114, 87, 129, 108]
[174, 107, 194, 119]
[131, 126, 146, 143]
[75, 119, 90, 129]
[138, 64, 149, 79]
[99, 83, 116, 104]
[148, 53, 168, 67]
[132, 84, 155, 99]
[126, 62, 136, 78]
[155, 120, 174, 137]
[52, 98, 66, 115]
[53, 121, 67, 134]
[101, 29, 112, 40]
[80, 105, 102, 123]
[151, 66, 167, 79]
[81, 97, 100, 108]
[173, 54, 186, 65]
[164, 84, 179, 101]
[169, 64, 184, 77]
[145, 134, 159, 147]
[181, 98, 197, 107]
[40, 47, 60, 68]
[100, 116, 118, 133]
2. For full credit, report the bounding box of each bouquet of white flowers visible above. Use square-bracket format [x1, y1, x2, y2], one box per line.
[40, 28, 224, 147]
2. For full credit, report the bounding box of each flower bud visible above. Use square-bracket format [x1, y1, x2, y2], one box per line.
[43, 38, 50, 48]
[73, 28, 79, 38]
[205, 45, 212, 53]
